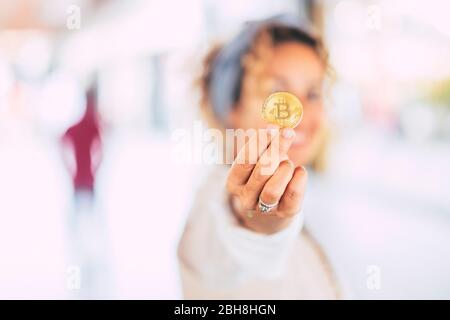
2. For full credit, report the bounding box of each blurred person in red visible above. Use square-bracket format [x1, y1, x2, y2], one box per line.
[61, 85, 102, 210]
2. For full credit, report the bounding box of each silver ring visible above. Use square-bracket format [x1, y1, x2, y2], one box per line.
[258, 197, 278, 213]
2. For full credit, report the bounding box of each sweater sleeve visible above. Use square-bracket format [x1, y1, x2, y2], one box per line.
[177, 169, 304, 297]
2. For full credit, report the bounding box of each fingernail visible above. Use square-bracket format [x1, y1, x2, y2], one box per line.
[266, 124, 279, 136]
[282, 159, 293, 167]
[298, 165, 308, 177]
[282, 128, 295, 139]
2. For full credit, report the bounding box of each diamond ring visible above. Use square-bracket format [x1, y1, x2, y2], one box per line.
[258, 197, 278, 214]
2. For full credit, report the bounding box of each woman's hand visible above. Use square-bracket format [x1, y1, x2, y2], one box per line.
[226, 127, 308, 234]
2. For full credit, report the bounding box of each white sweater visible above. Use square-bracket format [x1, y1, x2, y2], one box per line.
[178, 165, 340, 299]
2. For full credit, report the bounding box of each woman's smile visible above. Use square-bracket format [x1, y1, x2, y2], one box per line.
[292, 129, 308, 147]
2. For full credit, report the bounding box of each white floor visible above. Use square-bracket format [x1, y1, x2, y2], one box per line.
[306, 129, 450, 299]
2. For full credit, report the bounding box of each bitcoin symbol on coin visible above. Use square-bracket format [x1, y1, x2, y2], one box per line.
[261, 92, 303, 128]
[275, 98, 290, 119]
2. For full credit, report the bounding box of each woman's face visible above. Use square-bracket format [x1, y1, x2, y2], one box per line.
[229, 41, 327, 167]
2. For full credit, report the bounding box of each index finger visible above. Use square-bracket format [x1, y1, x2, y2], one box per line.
[227, 127, 277, 187]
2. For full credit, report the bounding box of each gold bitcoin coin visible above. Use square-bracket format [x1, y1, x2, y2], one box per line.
[261, 91, 303, 128]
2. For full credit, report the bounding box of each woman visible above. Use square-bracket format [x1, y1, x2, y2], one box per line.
[178, 15, 340, 299]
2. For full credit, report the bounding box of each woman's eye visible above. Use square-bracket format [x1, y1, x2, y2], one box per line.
[307, 91, 322, 102]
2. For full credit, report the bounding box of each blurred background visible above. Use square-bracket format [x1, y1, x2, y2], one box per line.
[0, 0, 449, 299]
